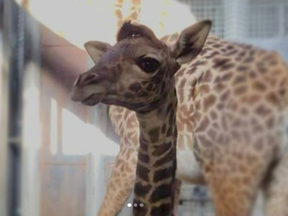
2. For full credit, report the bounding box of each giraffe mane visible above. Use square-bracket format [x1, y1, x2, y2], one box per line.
[116, 21, 159, 43]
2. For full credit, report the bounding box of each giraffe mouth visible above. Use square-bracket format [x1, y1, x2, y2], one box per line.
[81, 93, 103, 106]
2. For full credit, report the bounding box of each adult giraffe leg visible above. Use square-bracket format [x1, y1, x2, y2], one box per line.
[97, 145, 138, 216]
[263, 152, 288, 216]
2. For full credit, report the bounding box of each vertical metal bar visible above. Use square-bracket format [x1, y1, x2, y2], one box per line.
[0, 0, 8, 215]
[20, 4, 41, 216]
[8, 2, 25, 216]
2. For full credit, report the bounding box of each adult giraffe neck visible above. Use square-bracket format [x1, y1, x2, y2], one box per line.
[133, 89, 178, 216]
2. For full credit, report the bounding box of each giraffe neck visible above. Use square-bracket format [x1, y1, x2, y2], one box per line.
[133, 89, 178, 216]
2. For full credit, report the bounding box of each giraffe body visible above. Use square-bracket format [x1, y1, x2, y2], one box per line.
[71, 21, 211, 216]
[101, 34, 288, 216]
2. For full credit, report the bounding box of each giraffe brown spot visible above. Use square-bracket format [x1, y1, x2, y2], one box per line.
[216, 103, 225, 110]
[239, 50, 246, 57]
[152, 142, 171, 156]
[246, 154, 258, 164]
[220, 90, 230, 102]
[213, 44, 222, 48]
[212, 122, 221, 129]
[140, 138, 148, 151]
[168, 110, 176, 125]
[236, 65, 249, 72]
[213, 58, 230, 69]
[266, 116, 274, 129]
[226, 45, 234, 50]
[244, 56, 254, 63]
[221, 73, 233, 82]
[266, 92, 279, 105]
[179, 78, 187, 88]
[225, 49, 238, 56]
[214, 82, 226, 93]
[279, 88, 286, 97]
[222, 63, 234, 71]
[280, 77, 288, 87]
[207, 128, 217, 140]
[232, 118, 242, 127]
[161, 124, 166, 134]
[133, 200, 148, 215]
[205, 51, 220, 59]
[210, 110, 218, 120]
[234, 85, 247, 95]
[154, 149, 174, 167]
[267, 77, 277, 87]
[235, 56, 242, 61]
[242, 176, 251, 185]
[136, 164, 149, 181]
[150, 203, 172, 216]
[242, 130, 251, 143]
[196, 117, 210, 132]
[204, 164, 212, 173]
[153, 166, 174, 182]
[253, 124, 263, 133]
[138, 151, 150, 163]
[249, 94, 261, 104]
[198, 84, 210, 95]
[150, 183, 173, 202]
[191, 60, 206, 68]
[231, 130, 241, 141]
[134, 182, 151, 197]
[148, 127, 160, 142]
[252, 81, 266, 92]
[202, 70, 213, 82]
[233, 76, 246, 85]
[197, 134, 213, 147]
[249, 71, 257, 78]
[195, 100, 201, 110]
[254, 137, 264, 151]
[255, 105, 271, 117]
[203, 94, 216, 112]
[166, 127, 172, 136]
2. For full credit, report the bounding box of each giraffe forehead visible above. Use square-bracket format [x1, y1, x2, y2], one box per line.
[112, 37, 169, 58]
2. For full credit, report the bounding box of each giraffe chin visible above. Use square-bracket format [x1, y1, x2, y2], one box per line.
[81, 94, 103, 106]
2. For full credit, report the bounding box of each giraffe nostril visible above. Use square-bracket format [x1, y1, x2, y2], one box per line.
[82, 73, 99, 85]
[73, 76, 81, 86]
[74, 73, 99, 87]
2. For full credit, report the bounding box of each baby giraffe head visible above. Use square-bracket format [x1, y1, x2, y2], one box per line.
[71, 20, 211, 112]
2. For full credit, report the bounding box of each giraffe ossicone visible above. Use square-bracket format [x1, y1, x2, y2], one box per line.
[71, 20, 212, 216]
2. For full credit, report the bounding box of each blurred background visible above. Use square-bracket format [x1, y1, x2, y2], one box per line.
[0, 0, 288, 216]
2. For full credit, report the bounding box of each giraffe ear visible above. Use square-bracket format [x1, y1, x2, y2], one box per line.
[84, 41, 112, 64]
[171, 20, 212, 65]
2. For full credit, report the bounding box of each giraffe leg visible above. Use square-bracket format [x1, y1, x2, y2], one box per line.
[97, 146, 137, 216]
[263, 152, 288, 216]
[204, 148, 271, 216]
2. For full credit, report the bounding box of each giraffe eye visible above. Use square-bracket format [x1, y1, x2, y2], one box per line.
[136, 57, 160, 73]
